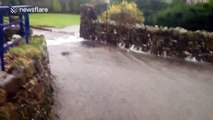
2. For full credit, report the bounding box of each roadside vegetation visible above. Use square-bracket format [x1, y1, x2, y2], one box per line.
[108, 0, 213, 31]
[147, 0, 213, 31]
[1, 0, 213, 31]
[0, 36, 53, 120]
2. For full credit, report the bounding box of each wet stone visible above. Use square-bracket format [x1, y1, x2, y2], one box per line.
[0, 71, 22, 95]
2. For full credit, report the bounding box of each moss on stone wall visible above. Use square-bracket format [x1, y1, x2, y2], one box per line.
[0, 36, 53, 120]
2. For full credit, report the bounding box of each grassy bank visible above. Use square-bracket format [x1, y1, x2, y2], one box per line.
[30, 13, 80, 28]
[0, 36, 53, 120]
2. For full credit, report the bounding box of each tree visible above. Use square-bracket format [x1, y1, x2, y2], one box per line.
[147, 2, 213, 31]
[72, 0, 80, 13]
[52, 0, 62, 12]
[171, 0, 185, 5]
[2, 0, 20, 5]
[209, 0, 213, 5]
[65, 1, 71, 12]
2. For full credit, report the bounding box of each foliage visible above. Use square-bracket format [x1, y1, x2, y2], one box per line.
[1, 0, 19, 5]
[100, 1, 144, 25]
[0, 110, 10, 120]
[147, 2, 213, 31]
[30, 36, 46, 46]
[210, 0, 213, 5]
[171, 0, 185, 5]
[110, 0, 169, 21]
[52, 0, 62, 12]
[65, 1, 71, 12]
[3, 36, 53, 120]
[133, 0, 169, 21]
[8, 37, 45, 60]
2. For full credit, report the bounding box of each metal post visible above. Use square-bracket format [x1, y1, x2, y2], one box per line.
[0, 15, 5, 71]
[24, 13, 30, 44]
[9, 5, 13, 23]
[19, 14, 24, 37]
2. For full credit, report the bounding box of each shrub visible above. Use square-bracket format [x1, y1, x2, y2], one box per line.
[99, 1, 144, 25]
[147, 3, 213, 31]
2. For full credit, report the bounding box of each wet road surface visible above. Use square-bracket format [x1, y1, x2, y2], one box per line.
[34, 28, 213, 120]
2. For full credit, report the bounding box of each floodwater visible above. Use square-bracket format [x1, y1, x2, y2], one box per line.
[34, 27, 213, 120]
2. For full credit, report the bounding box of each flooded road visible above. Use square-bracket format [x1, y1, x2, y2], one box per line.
[34, 28, 213, 120]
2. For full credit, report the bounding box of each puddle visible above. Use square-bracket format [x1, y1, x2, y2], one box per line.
[61, 51, 70, 56]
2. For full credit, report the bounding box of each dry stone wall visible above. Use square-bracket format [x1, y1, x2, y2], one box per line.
[0, 36, 53, 120]
[80, 5, 213, 63]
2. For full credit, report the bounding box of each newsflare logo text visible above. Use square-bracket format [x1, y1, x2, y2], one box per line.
[10, 7, 48, 14]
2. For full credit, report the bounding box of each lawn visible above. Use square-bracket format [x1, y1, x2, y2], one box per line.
[29, 13, 80, 28]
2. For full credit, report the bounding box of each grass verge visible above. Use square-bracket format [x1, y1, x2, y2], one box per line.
[30, 13, 80, 28]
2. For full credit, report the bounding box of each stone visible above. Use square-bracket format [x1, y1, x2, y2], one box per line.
[4, 26, 21, 42]
[10, 67, 26, 84]
[11, 34, 21, 41]
[184, 51, 191, 56]
[0, 71, 22, 95]
[179, 28, 187, 34]
[209, 33, 213, 39]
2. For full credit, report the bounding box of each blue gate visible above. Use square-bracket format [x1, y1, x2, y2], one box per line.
[0, 5, 31, 71]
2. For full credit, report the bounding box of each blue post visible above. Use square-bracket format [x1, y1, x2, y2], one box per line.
[24, 13, 30, 44]
[19, 14, 24, 37]
[0, 15, 5, 71]
[9, 5, 13, 23]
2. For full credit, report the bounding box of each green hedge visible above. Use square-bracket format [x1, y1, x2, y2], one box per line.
[147, 3, 213, 31]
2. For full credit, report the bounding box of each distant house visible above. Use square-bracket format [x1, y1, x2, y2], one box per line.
[186, 0, 208, 4]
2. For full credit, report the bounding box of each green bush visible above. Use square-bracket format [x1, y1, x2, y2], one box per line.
[147, 3, 213, 31]
[99, 1, 144, 25]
